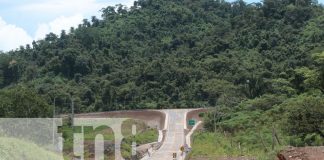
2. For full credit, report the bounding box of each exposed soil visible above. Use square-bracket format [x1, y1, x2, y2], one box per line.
[189, 156, 255, 160]
[73, 110, 166, 130]
[189, 146, 324, 160]
[217, 157, 256, 160]
[277, 146, 324, 160]
[186, 108, 208, 130]
[188, 157, 210, 160]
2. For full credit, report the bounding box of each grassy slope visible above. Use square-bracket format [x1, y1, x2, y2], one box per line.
[121, 128, 158, 159]
[0, 137, 62, 160]
[189, 132, 281, 160]
[189, 93, 324, 159]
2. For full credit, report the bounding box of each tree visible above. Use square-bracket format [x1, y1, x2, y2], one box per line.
[91, 16, 100, 27]
[45, 32, 58, 43]
[287, 96, 324, 139]
[101, 6, 116, 20]
[74, 55, 92, 75]
[295, 51, 324, 93]
[0, 86, 52, 117]
[302, 15, 324, 42]
[61, 48, 78, 77]
[0, 0, 324, 117]
[200, 79, 242, 106]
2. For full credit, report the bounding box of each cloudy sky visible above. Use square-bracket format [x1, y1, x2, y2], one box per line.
[0, 0, 323, 52]
[0, 0, 135, 52]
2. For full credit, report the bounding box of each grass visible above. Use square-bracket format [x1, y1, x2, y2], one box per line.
[0, 137, 62, 160]
[121, 128, 158, 159]
[59, 118, 158, 159]
[189, 131, 283, 160]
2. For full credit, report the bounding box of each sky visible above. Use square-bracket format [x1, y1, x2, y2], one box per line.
[0, 0, 135, 52]
[0, 0, 323, 52]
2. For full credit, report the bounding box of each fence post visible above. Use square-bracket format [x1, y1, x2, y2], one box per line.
[259, 131, 268, 152]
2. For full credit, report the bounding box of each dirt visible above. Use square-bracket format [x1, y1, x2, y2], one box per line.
[277, 146, 324, 160]
[218, 157, 256, 160]
[189, 156, 255, 160]
[189, 146, 324, 160]
[73, 110, 166, 130]
[186, 108, 208, 130]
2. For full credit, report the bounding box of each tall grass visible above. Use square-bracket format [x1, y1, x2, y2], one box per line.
[190, 131, 284, 160]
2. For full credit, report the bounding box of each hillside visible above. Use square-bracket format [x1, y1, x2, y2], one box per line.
[0, 0, 323, 113]
[0, 137, 62, 160]
[0, 0, 323, 158]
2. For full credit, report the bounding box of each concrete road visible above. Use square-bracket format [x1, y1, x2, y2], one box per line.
[148, 109, 190, 160]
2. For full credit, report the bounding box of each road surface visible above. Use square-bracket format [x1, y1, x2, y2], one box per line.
[73, 109, 201, 160]
[148, 109, 190, 160]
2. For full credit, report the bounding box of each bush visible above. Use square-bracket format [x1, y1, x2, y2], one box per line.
[286, 96, 324, 145]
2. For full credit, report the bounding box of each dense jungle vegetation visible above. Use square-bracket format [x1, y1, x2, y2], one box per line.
[0, 0, 323, 157]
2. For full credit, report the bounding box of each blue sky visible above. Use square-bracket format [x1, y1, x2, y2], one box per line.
[0, 0, 323, 52]
[0, 0, 135, 51]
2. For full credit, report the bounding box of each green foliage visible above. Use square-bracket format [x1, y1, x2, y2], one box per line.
[59, 119, 158, 159]
[294, 51, 324, 93]
[286, 96, 324, 145]
[0, 86, 52, 117]
[1, 0, 324, 114]
[200, 92, 324, 158]
[121, 128, 158, 160]
[190, 132, 279, 160]
[302, 15, 324, 42]
[0, 0, 323, 158]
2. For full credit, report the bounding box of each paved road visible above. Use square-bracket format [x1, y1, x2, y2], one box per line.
[148, 109, 189, 160]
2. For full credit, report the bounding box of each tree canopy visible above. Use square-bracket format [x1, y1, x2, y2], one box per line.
[0, 0, 323, 136]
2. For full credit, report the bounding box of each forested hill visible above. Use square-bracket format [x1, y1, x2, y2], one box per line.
[0, 0, 324, 116]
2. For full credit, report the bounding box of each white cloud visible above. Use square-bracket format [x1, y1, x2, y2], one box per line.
[0, 14, 84, 51]
[19, 0, 134, 17]
[0, 0, 136, 51]
[20, 0, 101, 15]
[34, 14, 83, 40]
[0, 17, 33, 51]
